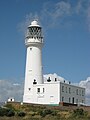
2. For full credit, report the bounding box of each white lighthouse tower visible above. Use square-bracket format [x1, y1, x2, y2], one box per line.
[23, 20, 43, 103]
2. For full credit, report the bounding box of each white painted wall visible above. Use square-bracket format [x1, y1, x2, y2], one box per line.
[23, 82, 60, 104]
[23, 81, 85, 105]
[43, 82, 60, 104]
[43, 82, 85, 105]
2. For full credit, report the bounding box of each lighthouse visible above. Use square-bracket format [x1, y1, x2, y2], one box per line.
[23, 20, 85, 105]
[23, 20, 44, 103]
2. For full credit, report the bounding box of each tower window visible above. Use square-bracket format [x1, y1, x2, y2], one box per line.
[28, 88, 31, 91]
[37, 88, 40, 93]
[33, 79, 37, 84]
[30, 48, 32, 50]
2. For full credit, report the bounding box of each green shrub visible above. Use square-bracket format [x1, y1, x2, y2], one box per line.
[0, 107, 15, 117]
[51, 110, 57, 116]
[0, 107, 6, 116]
[4, 104, 14, 110]
[39, 109, 53, 117]
[6, 109, 15, 117]
[17, 111, 26, 117]
[73, 108, 84, 118]
[39, 110, 46, 117]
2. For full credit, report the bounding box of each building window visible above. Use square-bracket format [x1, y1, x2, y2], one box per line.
[79, 90, 81, 96]
[76, 99, 78, 104]
[37, 88, 40, 93]
[76, 89, 78, 95]
[82, 90, 84, 96]
[66, 87, 67, 93]
[62, 86, 64, 92]
[69, 97, 71, 103]
[43, 88, 45, 93]
[69, 88, 71, 94]
[55, 78, 57, 81]
[82, 100, 84, 103]
[62, 97, 64, 102]
[72, 97, 74, 104]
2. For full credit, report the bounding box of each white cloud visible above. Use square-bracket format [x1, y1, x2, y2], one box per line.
[18, 0, 90, 34]
[79, 77, 90, 105]
[18, 1, 72, 33]
[75, 0, 90, 31]
[0, 80, 23, 102]
[48, 0, 90, 27]
[17, 13, 33, 35]
[79, 77, 90, 87]
[17, 13, 41, 36]
[75, 0, 88, 14]
[75, 0, 82, 14]
[40, 1, 72, 29]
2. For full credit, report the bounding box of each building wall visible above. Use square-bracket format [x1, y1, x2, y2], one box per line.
[60, 82, 85, 104]
[43, 83, 60, 104]
[32, 83, 60, 104]
[23, 82, 60, 104]
[23, 81, 85, 105]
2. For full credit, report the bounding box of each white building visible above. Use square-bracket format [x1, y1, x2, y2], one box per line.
[8, 97, 15, 102]
[23, 20, 85, 105]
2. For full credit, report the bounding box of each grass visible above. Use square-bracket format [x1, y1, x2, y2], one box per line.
[0, 102, 89, 120]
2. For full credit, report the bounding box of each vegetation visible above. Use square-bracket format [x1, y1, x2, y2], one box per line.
[0, 102, 89, 120]
[0, 107, 15, 117]
[17, 111, 26, 117]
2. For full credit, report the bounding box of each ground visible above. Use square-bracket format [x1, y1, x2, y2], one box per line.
[0, 102, 90, 120]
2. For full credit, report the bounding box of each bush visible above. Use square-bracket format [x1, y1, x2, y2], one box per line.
[39, 110, 46, 117]
[6, 109, 15, 117]
[0, 107, 6, 116]
[39, 109, 53, 117]
[73, 108, 84, 118]
[17, 111, 26, 117]
[4, 103, 14, 110]
[51, 111, 57, 116]
[0, 107, 15, 117]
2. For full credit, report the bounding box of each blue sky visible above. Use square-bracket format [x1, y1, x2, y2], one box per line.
[0, 0, 90, 84]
